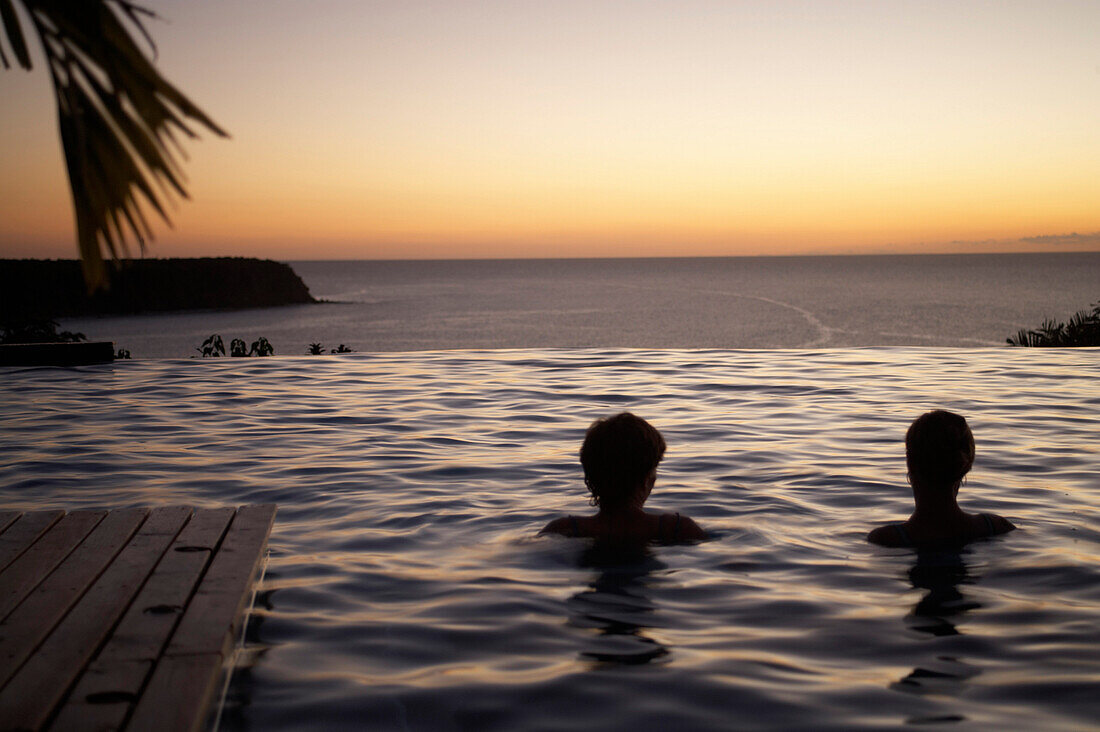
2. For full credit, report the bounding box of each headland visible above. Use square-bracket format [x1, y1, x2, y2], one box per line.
[0, 258, 316, 319]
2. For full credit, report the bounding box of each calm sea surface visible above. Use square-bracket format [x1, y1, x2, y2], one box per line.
[59, 252, 1100, 357]
[1, 348, 1097, 730]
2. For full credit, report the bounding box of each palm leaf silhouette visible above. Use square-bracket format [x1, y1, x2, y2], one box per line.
[1007, 302, 1100, 347]
[1, 0, 226, 290]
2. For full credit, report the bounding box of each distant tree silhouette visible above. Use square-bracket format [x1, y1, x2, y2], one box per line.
[1007, 301, 1100, 347]
[0, 318, 84, 344]
[1, 1, 226, 290]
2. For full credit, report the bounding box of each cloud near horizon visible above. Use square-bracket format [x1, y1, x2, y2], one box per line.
[1019, 232, 1100, 246]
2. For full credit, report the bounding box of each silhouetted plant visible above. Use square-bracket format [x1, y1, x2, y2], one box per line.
[1007, 301, 1100, 347]
[249, 337, 274, 356]
[1, 1, 227, 291]
[196, 333, 274, 357]
[198, 334, 225, 357]
[307, 343, 324, 355]
[1, 319, 86, 344]
[331, 344, 354, 353]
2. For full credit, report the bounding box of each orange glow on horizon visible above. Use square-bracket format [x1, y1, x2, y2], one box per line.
[2, 1, 1099, 261]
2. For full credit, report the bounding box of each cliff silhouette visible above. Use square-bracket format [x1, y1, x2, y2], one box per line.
[1, 258, 316, 319]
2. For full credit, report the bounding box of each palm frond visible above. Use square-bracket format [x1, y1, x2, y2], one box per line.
[1007, 301, 1100, 347]
[0, 0, 32, 68]
[2, 0, 227, 290]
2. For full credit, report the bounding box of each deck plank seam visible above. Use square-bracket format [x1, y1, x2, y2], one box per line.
[0, 506, 274, 732]
[0, 510, 100, 617]
[122, 509, 261, 731]
[40, 509, 195, 732]
[0, 509, 149, 696]
[0, 511, 65, 574]
[113, 509, 236, 731]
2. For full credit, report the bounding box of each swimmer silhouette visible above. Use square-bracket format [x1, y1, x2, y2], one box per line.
[868, 410, 1015, 547]
[541, 412, 706, 543]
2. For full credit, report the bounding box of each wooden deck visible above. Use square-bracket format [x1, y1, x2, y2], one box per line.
[0, 505, 276, 732]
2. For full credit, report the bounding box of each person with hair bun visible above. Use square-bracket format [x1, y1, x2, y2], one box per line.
[868, 410, 1015, 547]
[540, 412, 706, 543]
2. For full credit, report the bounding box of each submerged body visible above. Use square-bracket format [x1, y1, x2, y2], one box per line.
[869, 510, 1014, 548]
[869, 410, 1015, 548]
[542, 508, 705, 543]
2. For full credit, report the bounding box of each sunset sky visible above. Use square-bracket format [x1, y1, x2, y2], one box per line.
[2, 0, 1098, 261]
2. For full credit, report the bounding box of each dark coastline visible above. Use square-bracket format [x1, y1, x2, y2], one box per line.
[0, 258, 316, 319]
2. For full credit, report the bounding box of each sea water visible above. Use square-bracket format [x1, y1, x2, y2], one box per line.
[59, 252, 1100, 357]
[1, 348, 1097, 730]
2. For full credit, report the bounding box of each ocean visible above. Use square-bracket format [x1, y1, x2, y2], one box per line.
[59, 252, 1100, 357]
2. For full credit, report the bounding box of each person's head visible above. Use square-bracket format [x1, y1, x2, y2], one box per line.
[905, 410, 975, 490]
[580, 412, 666, 510]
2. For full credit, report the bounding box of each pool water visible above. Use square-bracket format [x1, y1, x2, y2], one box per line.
[2, 348, 1097, 730]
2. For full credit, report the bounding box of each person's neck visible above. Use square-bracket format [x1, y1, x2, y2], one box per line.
[909, 482, 964, 522]
[597, 502, 647, 520]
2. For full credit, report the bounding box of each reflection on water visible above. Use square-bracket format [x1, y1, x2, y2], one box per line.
[893, 548, 984, 715]
[568, 543, 670, 667]
[905, 548, 982, 638]
[1, 348, 1098, 730]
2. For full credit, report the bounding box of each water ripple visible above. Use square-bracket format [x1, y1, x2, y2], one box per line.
[1, 347, 1097, 731]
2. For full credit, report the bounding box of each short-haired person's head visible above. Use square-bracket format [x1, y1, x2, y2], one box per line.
[581, 412, 666, 510]
[906, 410, 975, 488]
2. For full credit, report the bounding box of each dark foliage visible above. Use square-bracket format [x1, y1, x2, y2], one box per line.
[0, 318, 85, 344]
[197, 333, 273, 358]
[250, 337, 274, 356]
[1007, 301, 1100, 347]
[197, 334, 225, 357]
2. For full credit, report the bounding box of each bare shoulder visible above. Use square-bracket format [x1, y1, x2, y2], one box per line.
[867, 524, 905, 547]
[539, 516, 573, 536]
[989, 514, 1016, 534]
[677, 515, 708, 542]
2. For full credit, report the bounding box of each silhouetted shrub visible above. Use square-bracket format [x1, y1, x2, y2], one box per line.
[1008, 302, 1100, 347]
[197, 333, 274, 357]
[1, 319, 86, 344]
[198, 334, 226, 357]
[250, 337, 274, 356]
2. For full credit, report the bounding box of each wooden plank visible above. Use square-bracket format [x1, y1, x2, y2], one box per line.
[46, 507, 200, 731]
[165, 505, 276, 658]
[0, 509, 64, 572]
[125, 654, 224, 732]
[0, 508, 147, 689]
[96, 508, 234, 665]
[0, 510, 106, 622]
[47, 660, 152, 732]
[0, 511, 20, 535]
[0, 509, 189, 730]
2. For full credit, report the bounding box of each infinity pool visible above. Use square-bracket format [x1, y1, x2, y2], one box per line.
[2, 348, 1097, 730]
